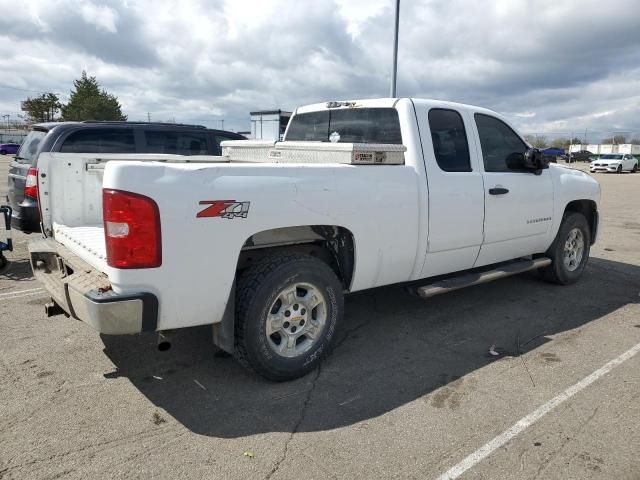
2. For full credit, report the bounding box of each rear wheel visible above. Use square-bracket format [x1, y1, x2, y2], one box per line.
[632, 164, 638, 173]
[540, 212, 590, 285]
[234, 252, 343, 381]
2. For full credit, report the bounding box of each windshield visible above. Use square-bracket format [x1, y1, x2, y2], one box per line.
[600, 154, 622, 159]
[16, 130, 47, 165]
[285, 108, 402, 144]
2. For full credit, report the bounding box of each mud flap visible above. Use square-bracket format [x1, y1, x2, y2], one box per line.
[212, 283, 235, 354]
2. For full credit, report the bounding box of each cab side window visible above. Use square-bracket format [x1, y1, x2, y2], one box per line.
[474, 114, 527, 172]
[60, 128, 135, 153]
[428, 108, 471, 172]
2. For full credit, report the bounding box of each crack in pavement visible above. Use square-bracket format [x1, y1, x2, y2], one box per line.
[265, 365, 322, 480]
[263, 309, 374, 480]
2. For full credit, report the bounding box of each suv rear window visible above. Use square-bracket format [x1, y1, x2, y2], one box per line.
[60, 128, 136, 153]
[16, 130, 47, 165]
[285, 108, 402, 144]
[145, 130, 209, 155]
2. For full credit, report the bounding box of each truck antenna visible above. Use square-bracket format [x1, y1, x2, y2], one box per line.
[389, 0, 400, 98]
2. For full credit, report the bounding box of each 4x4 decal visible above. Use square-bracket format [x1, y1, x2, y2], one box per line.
[197, 200, 250, 219]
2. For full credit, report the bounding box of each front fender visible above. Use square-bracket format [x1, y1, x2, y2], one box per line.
[548, 164, 600, 244]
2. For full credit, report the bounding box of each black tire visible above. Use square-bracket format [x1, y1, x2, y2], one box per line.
[617, 164, 623, 174]
[0, 150, 6, 155]
[632, 164, 638, 173]
[234, 252, 343, 381]
[0, 254, 6, 270]
[540, 212, 591, 285]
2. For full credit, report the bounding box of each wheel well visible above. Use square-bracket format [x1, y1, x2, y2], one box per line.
[237, 225, 356, 290]
[564, 200, 597, 244]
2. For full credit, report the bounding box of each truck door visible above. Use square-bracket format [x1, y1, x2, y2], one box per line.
[472, 113, 554, 267]
[417, 107, 485, 278]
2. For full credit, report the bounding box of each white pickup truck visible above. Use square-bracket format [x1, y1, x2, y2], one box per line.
[29, 98, 600, 381]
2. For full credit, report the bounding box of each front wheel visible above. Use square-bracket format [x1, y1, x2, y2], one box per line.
[0, 150, 6, 155]
[540, 212, 591, 285]
[234, 253, 343, 381]
[617, 164, 623, 174]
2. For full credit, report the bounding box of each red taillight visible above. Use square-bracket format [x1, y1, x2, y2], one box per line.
[24, 167, 38, 200]
[103, 189, 162, 269]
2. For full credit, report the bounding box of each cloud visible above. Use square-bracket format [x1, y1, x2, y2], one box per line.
[0, 0, 638, 141]
[79, 2, 119, 33]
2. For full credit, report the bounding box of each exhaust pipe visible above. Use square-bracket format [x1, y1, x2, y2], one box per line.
[157, 331, 172, 351]
[45, 300, 66, 317]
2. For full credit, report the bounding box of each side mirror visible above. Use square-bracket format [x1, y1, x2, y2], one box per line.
[506, 148, 548, 172]
[524, 148, 549, 171]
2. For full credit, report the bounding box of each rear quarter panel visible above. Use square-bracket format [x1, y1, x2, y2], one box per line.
[102, 161, 420, 330]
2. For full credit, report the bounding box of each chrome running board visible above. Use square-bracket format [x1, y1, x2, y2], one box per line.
[415, 257, 552, 298]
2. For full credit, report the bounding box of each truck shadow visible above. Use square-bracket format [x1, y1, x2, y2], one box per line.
[0, 258, 35, 282]
[101, 256, 639, 438]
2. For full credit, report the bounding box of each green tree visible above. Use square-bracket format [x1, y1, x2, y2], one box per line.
[22, 93, 61, 123]
[630, 138, 640, 145]
[61, 71, 127, 121]
[571, 137, 583, 145]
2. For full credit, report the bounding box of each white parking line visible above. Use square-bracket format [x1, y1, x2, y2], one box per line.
[0, 287, 45, 299]
[436, 341, 640, 480]
[0, 290, 47, 301]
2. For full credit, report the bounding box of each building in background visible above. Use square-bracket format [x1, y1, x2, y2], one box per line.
[250, 110, 291, 140]
[570, 144, 640, 155]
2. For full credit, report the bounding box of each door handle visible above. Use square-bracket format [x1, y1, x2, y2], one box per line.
[489, 187, 509, 195]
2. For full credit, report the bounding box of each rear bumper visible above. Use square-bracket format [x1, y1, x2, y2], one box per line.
[28, 238, 158, 335]
[10, 198, 40, 233]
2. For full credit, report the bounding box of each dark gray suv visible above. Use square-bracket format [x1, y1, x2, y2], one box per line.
[7, 121, 244, 233]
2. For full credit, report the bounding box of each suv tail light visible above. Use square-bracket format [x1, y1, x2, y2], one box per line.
[103, 189, 162, 269]
[24, 167, 39, 200]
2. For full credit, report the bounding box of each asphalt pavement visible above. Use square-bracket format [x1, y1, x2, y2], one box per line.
[0, 156, 639, 479]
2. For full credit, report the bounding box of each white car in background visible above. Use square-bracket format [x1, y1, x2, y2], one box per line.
[590, 154, 638, 173]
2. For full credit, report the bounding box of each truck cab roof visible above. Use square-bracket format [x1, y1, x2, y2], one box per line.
[294, 97, 500, 117]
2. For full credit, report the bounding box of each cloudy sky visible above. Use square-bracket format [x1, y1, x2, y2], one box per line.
[1, 0, 639, 141]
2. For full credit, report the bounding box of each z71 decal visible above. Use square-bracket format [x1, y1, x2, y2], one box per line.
[197, 200, 250, 219]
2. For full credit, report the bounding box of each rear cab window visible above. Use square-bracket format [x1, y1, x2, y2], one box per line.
[285, 108, 402, 144]
[60, 128, 136, 153]
[16, 130, 47, 165]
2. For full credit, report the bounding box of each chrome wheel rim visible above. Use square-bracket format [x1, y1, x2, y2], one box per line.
[563, 228, 584, 272]
[265, 282, 327, 358]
